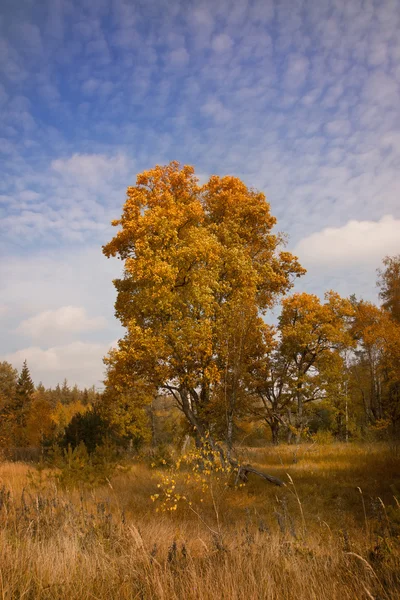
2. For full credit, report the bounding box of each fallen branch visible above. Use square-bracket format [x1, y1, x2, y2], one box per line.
[234, 463, 285, 487]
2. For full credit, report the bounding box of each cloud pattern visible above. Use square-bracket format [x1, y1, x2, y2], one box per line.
[1, 0, 399, 385]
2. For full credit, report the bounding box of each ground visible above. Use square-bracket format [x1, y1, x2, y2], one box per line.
[0, 442, 399, 599]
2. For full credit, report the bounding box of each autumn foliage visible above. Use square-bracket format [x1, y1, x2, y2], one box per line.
[100, 162, 400, 451]
[103, 161, 305, 451]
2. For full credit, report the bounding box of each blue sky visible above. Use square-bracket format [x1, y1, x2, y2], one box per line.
[1, 0, 399, 387]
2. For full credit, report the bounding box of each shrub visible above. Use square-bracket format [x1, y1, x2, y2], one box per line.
[49, 441, 121, 489]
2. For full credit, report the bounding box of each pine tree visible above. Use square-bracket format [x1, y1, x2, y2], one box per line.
[13, 360, 35, 436]
[82, 388, 89, 405]
[61, 378, 71, 404]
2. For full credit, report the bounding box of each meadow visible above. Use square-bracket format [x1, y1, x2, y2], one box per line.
[0, 442, 399, 599]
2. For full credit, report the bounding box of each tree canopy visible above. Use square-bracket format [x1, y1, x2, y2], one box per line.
[103, 161, 305, 452]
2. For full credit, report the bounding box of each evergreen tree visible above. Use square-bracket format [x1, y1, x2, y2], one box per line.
[54, 383, 62, 404]
[82, 388, 89, 405]
[5, 360, 36, 446]
[71, 384, 80, 403]
[60, 406, 109, 454]
[14, 360, 35, 423]
[61, 378, 71, 404]
[36, 382, 46, 394]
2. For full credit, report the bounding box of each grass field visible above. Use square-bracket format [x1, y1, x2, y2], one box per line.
[0, 442, 399, 599]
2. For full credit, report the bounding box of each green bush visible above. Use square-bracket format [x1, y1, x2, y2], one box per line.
[49, 441, 121, 489]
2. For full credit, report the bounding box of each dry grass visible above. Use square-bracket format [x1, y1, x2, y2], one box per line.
[0, 442, 399, 599]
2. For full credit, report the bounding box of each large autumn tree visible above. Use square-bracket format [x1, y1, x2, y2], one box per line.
[103, 162, 305, 466]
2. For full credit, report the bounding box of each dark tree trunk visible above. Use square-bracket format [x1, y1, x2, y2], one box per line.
[270, 418, 280, 445]
[287, 408, 294, 444]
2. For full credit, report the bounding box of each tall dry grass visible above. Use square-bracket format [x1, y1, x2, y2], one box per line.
[0, 442, 399, 599]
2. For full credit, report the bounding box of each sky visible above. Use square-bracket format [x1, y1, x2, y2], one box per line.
[1, 0, 400, 388]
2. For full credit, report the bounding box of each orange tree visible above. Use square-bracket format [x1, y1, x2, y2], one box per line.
[251, 292, 355, 443]
[351, 299, 400, 433]
[103, 162, 304, 469]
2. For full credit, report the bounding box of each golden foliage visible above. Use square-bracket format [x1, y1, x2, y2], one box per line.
[103, 162, 305, 441]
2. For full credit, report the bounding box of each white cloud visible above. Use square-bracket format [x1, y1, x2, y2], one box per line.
[15, 22, 43, 57]
[19, 190, 41, 202]
[51, 153, 129, 188]
[211, 33, 233, 52]
[2, 0, 400, 384]
[301, 88, 321, 106]
[81, 78, 100, 95]
[201, 98, 232, 123]
[368, 42, 387, 66]
[16, 306, 107, 339]
[2, 341, 116, 388]
[0, 246, 123, 355]
[191, 7, 214, 29]
[324, 119, 352, 137]
[364, 72, 399, 107]
[284, 54, 309, 89]
[294, 215, 400, 268]
[168, 47, 189, 67]
[0, 305, 8, 317]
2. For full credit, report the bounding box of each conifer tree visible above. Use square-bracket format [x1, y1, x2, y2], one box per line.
[61, 378, 71, 404]
[6, 360, 35, 446]
[14, 360, 35, 424]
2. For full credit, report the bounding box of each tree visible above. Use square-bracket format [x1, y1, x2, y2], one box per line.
[252, 292, 354, 443]
[100, 383, 152, 451]
[0, 361, 19, 447]
[60, 406, 109, 454]
[317, 350, 353, 441]
[249, 330, 289, 444]
[103, 161, 305, 482]
[4, 360, 35, 446]
[61, 379, 71, 404]
[280, 292, 355, 441]
[15, 360, 35, 414]
[25, 390, 55, 448]
[377, 255, 400, 323]
[351, 299, 400, 433]
[351, 301, 385, 423]
[15, 360, 34, 421]
[0, 362, 18, 407]
[52, 398, 88, 435]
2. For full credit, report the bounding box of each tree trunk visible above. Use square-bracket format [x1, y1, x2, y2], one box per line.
[287, 408, 294, 444]
[226, 409, 234, 458]
[177, 386, 285, 486]
[336, 412, 344, 441]
[295, 393, 303, 444]
[234, 463, 284, 487]
[270, 418, 280, 445]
